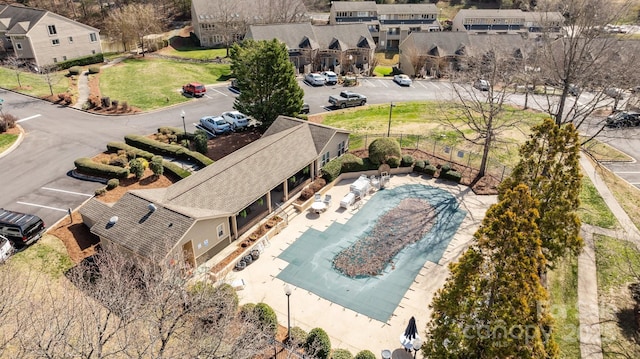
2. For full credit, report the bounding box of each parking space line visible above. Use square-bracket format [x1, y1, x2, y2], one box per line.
[42, 187, 94, 197]
[16, 201, 69, 212]
[417, 82, 429, 89]
[615, 171, 640, 174]
[428, 82, 440, 89]
[377, 80, 388, 88]
[209, 88, 228, 97]
[17, 114, 41, 123]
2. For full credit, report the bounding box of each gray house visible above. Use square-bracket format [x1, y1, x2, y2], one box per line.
[246, 22, 375, 74]
[452, 9, 563, 38]
[80, 117, 350, 271]
[0, 4, 102, 67]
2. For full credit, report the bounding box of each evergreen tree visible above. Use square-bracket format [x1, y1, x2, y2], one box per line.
[230, 39, 304, 129]
[425, 184, 558, 358]
[499, 119, 583, 264]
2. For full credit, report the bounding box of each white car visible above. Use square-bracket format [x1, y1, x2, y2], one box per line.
[321, 71, 338, 85]
[221, 111, 250, 129]
[305, 73, 326, 86]
[0, 235, 14, 263]
[393, 74, 412, 86]
[473, 79, 490, 91]
[200, 116, 232, 135]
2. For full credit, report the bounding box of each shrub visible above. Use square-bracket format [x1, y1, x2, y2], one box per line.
[321, 158, 342, 183]
[54, 53, 104, 71]
[300, 187, 314, 201]
[440, 164, 451, 173]
[289, 326, 308, 348]
[162, 160, 190, 179]
[74, 158, 129, 178]
[95, 187, 107, 196]
[354, 350, 376, 359]
[332, 348, 353, 359]
[239, 303, 256, 319]
[138, 157, 149, 169]
[368, 138, 401, 165]
[1, 113, 17, 130]
[68, 66, 81, 75]
[193, 130, 208, 154]
[124, 134, 213, 167]
[0, 120, 6, 133]
[441, 170, 462, 183]
[309, 178, 327, 192]
[305, 328, 331, 359]
[149, 155, 164, 176]
[386, 156, 401, 168]
[414, 160, 426, 173]
[108, 156, 128, 168]
[401, 155, 415, 167]
[106, 179, 119, 190]
[254, 303, 278, 335]
[424, 164, 438, 176]
[340, 153, 366, 172]
[88, 66, 100, 74]
[129, 158, 145, 179]
[106, 142, 154, 160]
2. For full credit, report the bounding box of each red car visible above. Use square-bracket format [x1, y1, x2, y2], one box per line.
[182, 82, 207, 97]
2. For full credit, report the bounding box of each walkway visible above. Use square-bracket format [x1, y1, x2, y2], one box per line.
[577, 154, 640, 359]
[73, 55, 132, 110]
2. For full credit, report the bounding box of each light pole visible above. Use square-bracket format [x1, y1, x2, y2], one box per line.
[180, 110, 188, 148]
[284, 284, 292, 343]
[387, 102, 396, 137]
[413, 337, 423, 359]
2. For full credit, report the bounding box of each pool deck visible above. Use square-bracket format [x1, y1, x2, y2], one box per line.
[228, 173, 497, 356]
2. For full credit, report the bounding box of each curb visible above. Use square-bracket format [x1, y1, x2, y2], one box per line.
[0, 124, 25, 160]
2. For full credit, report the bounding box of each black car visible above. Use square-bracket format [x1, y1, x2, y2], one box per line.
[605, 111, 640, 128]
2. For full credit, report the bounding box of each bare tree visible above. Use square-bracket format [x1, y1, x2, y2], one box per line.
[0, 267, 33, 358]
[4, 56, 25, 89]
[40, 65, 61, 97]
[104, 4, 164, 55]
[215, 0, 247, 57]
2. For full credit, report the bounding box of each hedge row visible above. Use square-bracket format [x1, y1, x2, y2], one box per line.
[124, 134, 213, 167]
[162, 160, 191, 179]
[54, 53, 104, 71]
[107, 142, 155, 160]
[74, 158, 130, 179]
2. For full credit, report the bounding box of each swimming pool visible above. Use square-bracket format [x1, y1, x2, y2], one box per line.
[276, 183, 466, 322]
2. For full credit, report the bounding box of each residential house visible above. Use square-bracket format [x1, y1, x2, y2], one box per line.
[329, 1, 440, 50]
[245, 23, 375, 74]
[191, 0, 309, 48]
[80, 117, 350, 271]
[0, 4, 102, 68]
[398, 32, 528, 77]
[452, 9, 563, 38]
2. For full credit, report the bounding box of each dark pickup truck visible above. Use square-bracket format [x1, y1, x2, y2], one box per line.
[328, 91, 367, 109]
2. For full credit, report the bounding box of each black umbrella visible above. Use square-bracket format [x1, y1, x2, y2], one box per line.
[403, 316, 418, 340]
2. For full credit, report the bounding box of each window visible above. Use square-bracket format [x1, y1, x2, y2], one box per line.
[47, 25, 57, 35]
[53, 58, 58, 63]
[217, 224, 224, 238]
[51, 39, 60, 46]
[321, 152, 330, 166]
[15, 43, 22, 50]
[338, 141, 346, 155]
[89, 33, 97, 42]
[92, 50, 96, 54]
[68, 36, 73, 43]
[63, 56, 67, 61]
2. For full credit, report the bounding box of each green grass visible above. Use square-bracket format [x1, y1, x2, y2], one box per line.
[159, 47, 228, 60]
[582, 137, 633, 162]
[595, 162, 640, 232]
[548, 255, 581, 359]
[99, 58, 232, 110]
[0, 133, 18, 153]
[578, 176, 619, 229]
[373, 66, 393, 77]
[9, 235, 75, 279]
[0, 67, 70, 98]
[595, 235, 640, 292]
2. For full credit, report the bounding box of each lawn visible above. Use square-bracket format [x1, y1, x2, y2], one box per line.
[578, 175, 619, 229]
[582, 137, 632, 162]
[157, 46, 228, 60]
[99, 58, 232, 110]
[0, 133, 18, 153]
[548, 255, 580, 359]
[595, 161, 640, 232]
[594, 235, 640, 358]
[0, 67, 70, 98]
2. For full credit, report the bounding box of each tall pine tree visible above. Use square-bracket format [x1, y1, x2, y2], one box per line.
[230, 39, 304, 129]
[425, 184, 558, 358]
[499, 119, 583, 265]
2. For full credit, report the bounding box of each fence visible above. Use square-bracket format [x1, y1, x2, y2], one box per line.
[350, 133, 512, 182]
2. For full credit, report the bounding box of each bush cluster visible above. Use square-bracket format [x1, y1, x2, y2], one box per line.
[299, 178, 328, 201]
[74, 158, 129, 179]
[400, 155, 415, 167]
[68, 66, 81, 76]
[124, 134, 213, 167]
[0, 113, 17, 133]
[386, 156, 400, 168]
[321, 158, 342, 182]
[414, 160, 437, 176]
[354, 350, 376, 359]
[106, 179, 119, 190]
[149, 156, 164, 176]
[441, 170, 462, 183]
[107, 142, 155, 160]
[54, 53, 104, 71]
[88, 66, 100, 74]
[368, 137, 402, 166]
[332, 349, 353, 359]
[305, 328, 331, 359]
[340, 153, 366, 172]
[162, 161, 191, 179]
[254, 303, 278, 336]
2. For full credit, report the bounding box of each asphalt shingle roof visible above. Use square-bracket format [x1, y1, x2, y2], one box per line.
[247, 23, 375, 50]
[331, 1, 377, 12]
[376, 4, 437, 15]
[0, 5, 46, 34]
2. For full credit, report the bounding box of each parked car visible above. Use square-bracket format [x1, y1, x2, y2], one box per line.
[182, 82, 207, 97]
[393, 74, 412, 86]
[0, 234, 14, 263]
[229, 79, 240, 93]
[221, 111, 250, 130]
[568, 84, 580, 96]
[321, 71, 338, 85]
[0, 208, 46, 248]
[200, 116, 233, 135]
[473, 79, 490, 91]
[605, 111, 640, 128]
[305, 73, 326, 86]
[605, 87, 624, 99]
[300, 103, 310, 114]
[328, 90, 367, 109]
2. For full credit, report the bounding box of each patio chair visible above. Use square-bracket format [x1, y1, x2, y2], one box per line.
[314, 193, 322, 202]
[323, 194, 332, 207]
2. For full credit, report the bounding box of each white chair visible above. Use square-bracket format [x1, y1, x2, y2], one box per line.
[314, 193, 322, 202]
[323, 194, 332, 206]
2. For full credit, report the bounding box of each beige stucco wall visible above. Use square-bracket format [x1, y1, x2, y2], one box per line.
[181, 217, 232, 263]
[28, 13, 101, 67]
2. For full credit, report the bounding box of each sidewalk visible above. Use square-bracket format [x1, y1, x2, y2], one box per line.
[577, 154, 640, 359]
[73, 55, 132, 110]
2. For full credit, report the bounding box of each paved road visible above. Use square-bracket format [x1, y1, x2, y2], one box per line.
[1, 78, 639, 229]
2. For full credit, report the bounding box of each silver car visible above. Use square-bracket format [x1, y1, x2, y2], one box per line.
[393, 74, 412, 86]
[200, 116, 232, 135]
[221, 111, 250, 130]
[305, 73, 326, 86]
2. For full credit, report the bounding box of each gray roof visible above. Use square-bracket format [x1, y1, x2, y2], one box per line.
[466, 34, 527, 57]
[523, 11, 564, 24]
[331, 1, 377, 12]
[0, 5, 46, 35]
[402, 32, 471, 57]
[87, 193, 195, 259]
[79, 198, 112, 221]
[247, 23, 375, 50]
[454, 9, 526, 20]
[376, 4, 437, 15]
